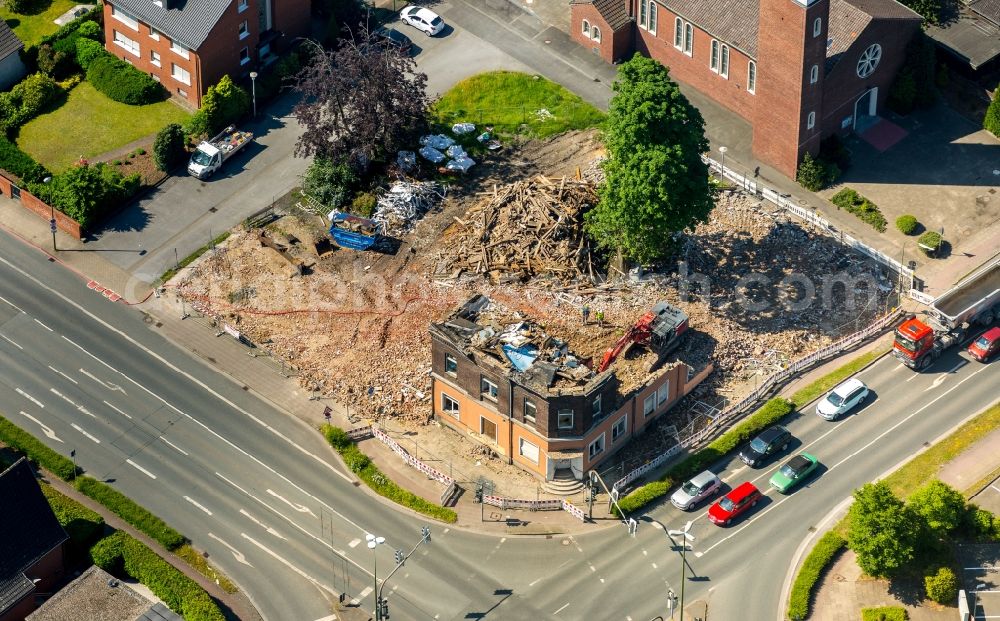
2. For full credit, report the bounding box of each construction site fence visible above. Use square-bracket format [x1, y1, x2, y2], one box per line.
[481, 495, 588, 522]
[371, 425, 456, 487]
[703, 155, 923, 301]
[612, 306, 903, 494]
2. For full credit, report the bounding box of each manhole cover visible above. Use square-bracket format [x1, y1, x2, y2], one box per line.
[561, 539, 570, 546]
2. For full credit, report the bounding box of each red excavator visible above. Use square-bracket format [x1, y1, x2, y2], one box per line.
[597, 302, 690, 372]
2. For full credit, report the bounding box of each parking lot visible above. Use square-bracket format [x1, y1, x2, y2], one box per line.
[959, 544, 1000, 621]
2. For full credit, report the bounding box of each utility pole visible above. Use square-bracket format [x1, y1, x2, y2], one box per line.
[668, 521, 696, 621]
[375, 527, 432, 620]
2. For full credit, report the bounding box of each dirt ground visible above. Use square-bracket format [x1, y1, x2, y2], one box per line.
[177, 128, 898, 497]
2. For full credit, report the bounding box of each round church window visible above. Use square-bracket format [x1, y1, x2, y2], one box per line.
[856, 44, 882, 78]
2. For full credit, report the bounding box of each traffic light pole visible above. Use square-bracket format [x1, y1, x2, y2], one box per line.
[375, 527, 432, 620]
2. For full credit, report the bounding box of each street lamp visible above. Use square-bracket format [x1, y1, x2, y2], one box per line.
[667, 521, 696, 621]
[366, 533, 385, 620]
[43, 176, 55, 251]
[249, 71, 258, 119]
[718, 145, 728, 178]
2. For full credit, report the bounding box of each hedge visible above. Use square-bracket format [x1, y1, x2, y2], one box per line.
[895, 215, 918, 235]
[614, 398, 794, 516]
[75, 38, 106, 71]
[40, 483, 105, 549]
[861, 607, 908, 621]
[322, 425, 458, 523]
[75, 476, 186, 550]
[0, 72, 63, 133]
[91, 532, 225, 621]
[787, 531, 847, 620]
[0, 415, 78, 479]
[22, 7, 102, 72]
[87, 54, 166, 105]
[831, 188, 887, 233]
[0, 136, 49, 184]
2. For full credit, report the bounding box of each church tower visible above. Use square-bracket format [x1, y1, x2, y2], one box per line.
[752, 0, 829, 178]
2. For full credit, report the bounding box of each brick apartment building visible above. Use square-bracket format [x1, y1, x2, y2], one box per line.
[429, 295, 709, 484]
[102, 0, 310, 108]
[570, 0, 921, 177]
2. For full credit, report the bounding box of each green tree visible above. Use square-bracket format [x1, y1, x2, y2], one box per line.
[924, 567, 959, 604]
[585, 54, 713, 264]
[796, 152, 829, 191]
[985, 88, 1000, 138]
[28, 163, 139, 229]
[303, 156, 357, 209]
[186, 76, 250, 137]
[908, 480, 967, 534]
[847, 482, 922, 578]
[153, 123, 187, 172]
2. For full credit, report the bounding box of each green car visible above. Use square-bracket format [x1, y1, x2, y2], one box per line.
[769, 453, 819, 493]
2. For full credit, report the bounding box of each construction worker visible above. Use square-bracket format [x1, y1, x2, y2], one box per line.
[596, 310, 605, 327]
[582, 304, 590, 325]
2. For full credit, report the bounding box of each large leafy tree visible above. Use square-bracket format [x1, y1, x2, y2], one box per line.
[292, 35, 429, 171]
[847, 482, 922, 578]
[586, 53, 713, 265]
[907, 480, 967, 535]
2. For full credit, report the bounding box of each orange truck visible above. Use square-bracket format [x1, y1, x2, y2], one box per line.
[894, 255, 1000, 370]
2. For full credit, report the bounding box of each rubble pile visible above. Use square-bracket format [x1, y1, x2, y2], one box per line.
[435, 176, 599, 283]
[372, 181, 447, 236]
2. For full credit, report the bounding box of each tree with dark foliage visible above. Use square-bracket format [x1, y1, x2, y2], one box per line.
[292, 35, 429, 172]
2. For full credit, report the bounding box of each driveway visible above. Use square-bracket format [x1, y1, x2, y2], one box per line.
[81, 22, 531, 286]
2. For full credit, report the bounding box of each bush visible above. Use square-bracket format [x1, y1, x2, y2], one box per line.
[75, 39, 107, 71]
[37, 44, 74, 79]
[968, 507, 997, 541]
[0, 136, 49, 184]
[87, 55, 165, 105]
[924, 566, 958, 604]
[321, 425, 458, 523]
[896, 215, 918, 235]
[614, 398, 794, 516]
[185, 75, 250, 137]
[303, 156, 358, 209]
[351, 192, 377, 218]
[819, 135, 850, 173]
[0, 415, 78, 479]
[831, 187, 887, 232]
[985, 89, 1000, 138]
[74, 476, 186, 550]
[76, 20, 102, 40]
[861, 607, 908, 621]
[918, 230, 942, 254]
[28, 162, 141, 229]
[5, 0, 31, 14]
[796, 152, 838, 191]
[153, 123, 188, 172]
[21, 8, 101, 72]
[787, 532, 847, 620]
[91, 532, 226, 621]
[40, 483, 105, 550]
[0, 73, 64, 132]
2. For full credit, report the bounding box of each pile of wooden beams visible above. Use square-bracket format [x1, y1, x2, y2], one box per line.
[438, 176, 598, 283]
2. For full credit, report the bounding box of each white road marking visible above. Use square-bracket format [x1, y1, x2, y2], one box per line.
[1, 334, 23, 349]
[694, 551, 704, 558]
[16, 387, 44, 408]
[208, 533, 253, 567]
[706, 362, 991, 558]
[103, 400, 132, 420]
[79, 368, 112, 390]
[357, 586, 373, 600]
[0, 295, 24, 313]
[239, 509, 287, 540]
[267, 489, 318, 518]
[905, 372, 921, 382]
[34, 318, 53, 331]
[589, 564, 596, 572]
[553, 603, 569, 615]
[651, 562, 658, 569]
[599, 577, 605, 583]
[49, 366, 78, 383]
[925, 362, 966, 392]
[50, 388, 97, 418]
[183, 495, 213, 515]
[642, 549, 648, 556]
[20, 411, 62, 442]
[70, 423, 100, 443]
[126, 459, 157, 479]
[160, 437, 188, 455]
[990, 485, 1000, 494]
[348, 538, 361, 548]
[243, 533, 340, 598]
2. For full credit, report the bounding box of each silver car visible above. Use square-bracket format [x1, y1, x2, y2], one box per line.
[670, 470, 722, 510]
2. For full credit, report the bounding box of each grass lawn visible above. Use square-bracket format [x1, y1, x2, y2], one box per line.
[432, 71, 605, 138]
[790, 347, 888, 408]
[16, 82, 191, 172]
[0, 0, 84, 46]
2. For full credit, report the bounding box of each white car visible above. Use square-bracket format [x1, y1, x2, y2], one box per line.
[816, 377, 869, 420]
[670, 470, 722, 510]
[400, 6, 445, 36]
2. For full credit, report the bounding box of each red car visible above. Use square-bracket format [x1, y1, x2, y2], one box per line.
[968, 327, 1000, 362]
[708, 481, 762, 526]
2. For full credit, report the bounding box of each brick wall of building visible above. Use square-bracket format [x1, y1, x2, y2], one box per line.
[571, 4, 631, 64]
[197, 0, 261, 95]
[271, 0, 310, 49]
[633, 7, 757, 123]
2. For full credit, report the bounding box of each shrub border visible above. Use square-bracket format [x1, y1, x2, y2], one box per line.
[787, 531, 847, 620]
[322, 425, 458, 523]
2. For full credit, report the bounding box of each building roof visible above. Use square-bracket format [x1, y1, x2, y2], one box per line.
[926, 13, 1000, 68]
[571, 0, 634, 31]
[0, 459, 69, 616]
[970, 0, 1000, 24]
[108, 0, 231, 50]
[26, 565, 184, 621]
[0, 20, 25, 60]
[826, 0, 873, 70]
